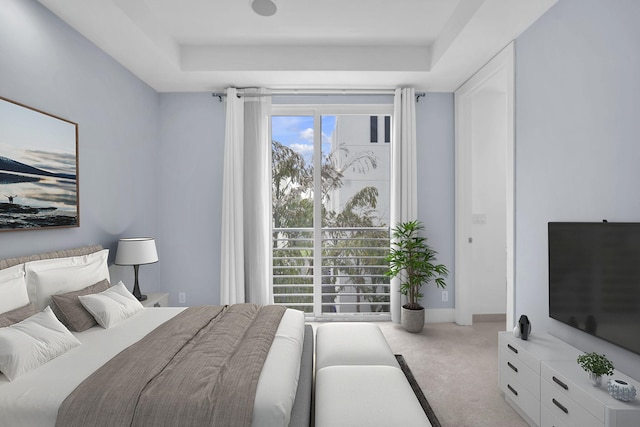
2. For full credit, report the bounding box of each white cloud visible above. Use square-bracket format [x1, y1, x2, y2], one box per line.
[300, 128, 314, 142]
[298, 128, 332, 145]
[290, 143, 314, 156]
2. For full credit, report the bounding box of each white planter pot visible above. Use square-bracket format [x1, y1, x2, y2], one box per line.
[401, 306, 425, 333]
[588, 372, 602, 387]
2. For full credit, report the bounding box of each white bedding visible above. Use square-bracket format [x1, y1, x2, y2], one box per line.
[0, 307, 304, 427]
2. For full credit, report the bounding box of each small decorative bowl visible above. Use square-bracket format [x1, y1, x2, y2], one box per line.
[607, 379, 637, 402]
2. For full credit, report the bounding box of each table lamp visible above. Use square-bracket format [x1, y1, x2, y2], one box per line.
[115, 237, 158, 301]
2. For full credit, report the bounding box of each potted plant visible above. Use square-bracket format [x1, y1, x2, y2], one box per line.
[385, 220, 448, 333]
[577, 352, 614, 386]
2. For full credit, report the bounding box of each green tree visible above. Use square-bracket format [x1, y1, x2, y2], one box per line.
[323, 186, 390, 312]
[272, 140, 313, 230]
[272, 139, 389, 313]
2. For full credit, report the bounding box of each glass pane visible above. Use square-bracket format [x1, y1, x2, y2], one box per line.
[320, 115, 391, 314]
[271, 116, 315, 313]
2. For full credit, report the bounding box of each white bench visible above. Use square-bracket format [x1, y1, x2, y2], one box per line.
[315, 322, 399, 370]
[315, 323, 432, 427]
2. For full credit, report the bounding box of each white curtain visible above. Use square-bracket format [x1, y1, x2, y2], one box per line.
[220, 88, 272, 305]
[390, 88, 418, 322]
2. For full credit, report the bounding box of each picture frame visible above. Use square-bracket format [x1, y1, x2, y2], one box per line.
[0, 96, 79, 231]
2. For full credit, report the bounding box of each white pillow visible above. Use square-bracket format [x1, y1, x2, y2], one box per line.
[0, 306, 81, 381]
[78, 281, 143, 328]
[0, 264, 29, 314]
[25, 249, 110, 310]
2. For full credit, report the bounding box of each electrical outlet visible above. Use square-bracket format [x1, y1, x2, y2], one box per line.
[178, 292, 186, 304]
[442, 291, 448, 302]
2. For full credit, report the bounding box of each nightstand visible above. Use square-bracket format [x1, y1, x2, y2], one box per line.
[141, 292, 169, 307]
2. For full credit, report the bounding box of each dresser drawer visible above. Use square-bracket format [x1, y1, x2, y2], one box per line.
[541, 406, 569, 427]
[499, 333, 542, 374]
[500, 370, 540, 425]
[541, 378, 603, 427]
[500, 348, 540, 397]
[541, 362, 605, 423]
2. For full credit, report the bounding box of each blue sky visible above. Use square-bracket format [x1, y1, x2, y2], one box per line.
[272, 115, 335, 162]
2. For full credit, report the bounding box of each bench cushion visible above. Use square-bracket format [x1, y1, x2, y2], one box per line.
[315, 323, 399, 371]
[315, 365, 432, 427]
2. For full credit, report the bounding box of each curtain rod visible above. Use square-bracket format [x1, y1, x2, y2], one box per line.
[211, 89, 426, 102]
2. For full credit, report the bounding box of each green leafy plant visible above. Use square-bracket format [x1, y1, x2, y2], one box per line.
[577, 352, 614, 376]
[385, 220, 448, 310]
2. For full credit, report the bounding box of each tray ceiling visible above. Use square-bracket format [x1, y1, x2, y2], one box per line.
[38, 0, 558, 92]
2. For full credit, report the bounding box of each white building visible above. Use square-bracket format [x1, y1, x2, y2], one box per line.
[326, 114, 391, 227]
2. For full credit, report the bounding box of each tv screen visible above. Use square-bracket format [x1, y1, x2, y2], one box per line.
[548, 222, 640, 356]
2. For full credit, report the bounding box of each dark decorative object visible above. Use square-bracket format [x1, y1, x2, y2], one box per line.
[0, 96, 79, 231]
[518, 315, 531, 340]
[585, 314, 598, 334]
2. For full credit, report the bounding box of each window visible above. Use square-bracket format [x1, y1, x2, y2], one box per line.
[369, 115, 391, 143]
[271, 105, 392, 319]
[370, 116, 378, 143]
[384, 115, 391, 143]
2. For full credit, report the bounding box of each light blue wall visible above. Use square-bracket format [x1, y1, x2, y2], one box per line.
[515, 0, 640, 378]
[417, 93, 455, 309]
[8, 0, 637, 381]
[157, 93, 456, 308]
[1, 2, 455, 312]
[0, 0, 161, 289]
[157, 94, 225, 306]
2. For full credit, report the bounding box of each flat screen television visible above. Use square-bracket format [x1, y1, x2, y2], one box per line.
[548, 222, 640, 356]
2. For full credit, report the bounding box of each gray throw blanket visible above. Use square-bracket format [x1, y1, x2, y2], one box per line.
[56, 304, 286, 427]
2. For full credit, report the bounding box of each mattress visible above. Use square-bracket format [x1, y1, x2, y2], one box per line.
[0, 306, 304, 427]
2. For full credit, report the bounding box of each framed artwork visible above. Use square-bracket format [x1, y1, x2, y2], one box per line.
[0, 96, 79, 231]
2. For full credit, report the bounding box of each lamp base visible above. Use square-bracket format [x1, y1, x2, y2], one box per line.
[132, 264, 147, 302]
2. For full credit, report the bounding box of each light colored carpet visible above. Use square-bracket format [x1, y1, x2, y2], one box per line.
[376, 321, 528, 427]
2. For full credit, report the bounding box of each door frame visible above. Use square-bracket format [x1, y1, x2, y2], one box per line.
[454, 42, 515, 329]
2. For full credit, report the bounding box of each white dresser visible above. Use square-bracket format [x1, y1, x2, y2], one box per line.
[498, 332, 640, 427]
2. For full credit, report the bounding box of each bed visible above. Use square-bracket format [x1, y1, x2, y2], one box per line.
[0, 246, 313, 427]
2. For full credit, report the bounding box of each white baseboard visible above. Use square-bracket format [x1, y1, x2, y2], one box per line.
[425, 308, 455, 323]
[473, 313, 506, 322]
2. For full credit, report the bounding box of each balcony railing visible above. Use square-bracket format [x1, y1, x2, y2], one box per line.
[273, 227, 390, 317]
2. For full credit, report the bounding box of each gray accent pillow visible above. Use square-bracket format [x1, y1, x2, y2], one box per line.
[51, 279, 110, 332]
[0, 302, 38, 328]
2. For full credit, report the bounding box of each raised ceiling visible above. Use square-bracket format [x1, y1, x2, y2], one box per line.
[38, 0, 557, 92]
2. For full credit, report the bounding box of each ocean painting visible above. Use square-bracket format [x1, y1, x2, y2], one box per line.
[0, 97, 78, 231]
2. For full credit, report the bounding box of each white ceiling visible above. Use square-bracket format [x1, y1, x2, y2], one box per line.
[37, 0, 557, 93]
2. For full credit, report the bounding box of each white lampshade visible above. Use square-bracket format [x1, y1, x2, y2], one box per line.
[115, 238, 158, 266]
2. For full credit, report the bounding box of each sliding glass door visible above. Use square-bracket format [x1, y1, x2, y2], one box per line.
[271, 105, 392, 319]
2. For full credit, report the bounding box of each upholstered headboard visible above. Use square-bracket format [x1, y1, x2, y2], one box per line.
[0, 245, 104, 270]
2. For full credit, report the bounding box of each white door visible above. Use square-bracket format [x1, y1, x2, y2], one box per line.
[454, 43, 515, 329]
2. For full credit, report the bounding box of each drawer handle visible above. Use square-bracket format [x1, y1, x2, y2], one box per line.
[507, 344, 518, 354]
[552, 398, 568, 414]
[507, 384, 518, 396]
[552, 376, 568, 390]
[507, 362, 518, 373]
